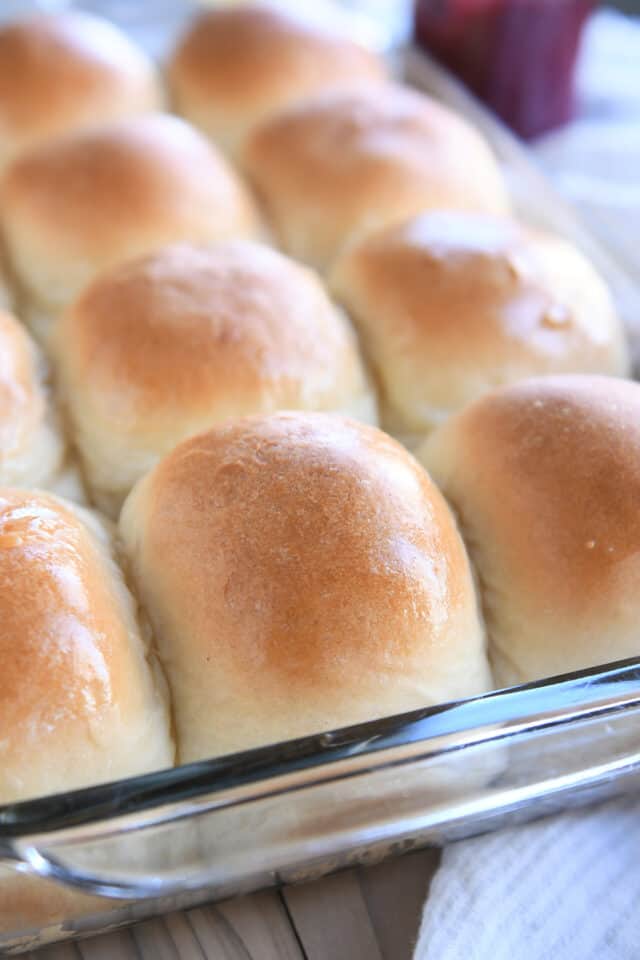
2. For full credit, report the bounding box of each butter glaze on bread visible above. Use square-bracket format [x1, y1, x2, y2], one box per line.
[243, 84, 509, 272]
[419, 375, 640, 686]
[0, 489, 173, 803]
[0, 11, 161, 171]
[169, 3, 387, 160]
[120, 412, 491, 763]
[0, 113, 261, 339]
[331, 212, 630, 446]
[55, 242, 376, 516]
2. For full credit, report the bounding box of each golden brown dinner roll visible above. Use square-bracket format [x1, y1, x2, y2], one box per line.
[0, 488, 173, 804]
[0, 309, 64, 489]
[168, 3, 387, 160]
[243, 84, 509, 272]
[120, 412, 491, 762]
[419, 375, 640, 687]
[0, 11, 162, 172]
[55, 241, 377, 516]
[331, 212, 630, 446]
[0, 113, 261, 341]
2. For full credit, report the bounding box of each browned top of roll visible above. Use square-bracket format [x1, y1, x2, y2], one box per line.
[0, 113, 261, 313]
[168, 3, 386, 156]
[242, 84, 509, 271]
[0, 494, 128, 734]
[431, 376, 640, 600]
[121, 412, 490, 761]
[0, 12, 161, 169]
[0, 489, 173, 801]
[420, 375, 640, 683]
[60, 241, 369, 419]
[330, 212, 629, 438]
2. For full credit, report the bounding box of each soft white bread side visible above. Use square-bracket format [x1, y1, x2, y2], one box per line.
[0, 309, 64, 489]
[54, 242, 376, 516]
[120, 412, 491, 763]
[0, 11, 162, 172]
[0, 488, 174, 803]
[168, 3, 387, 160]
[419, 375, 640, 686]
[0, 257, 13, 312]
[243, 84, 509, 272]
[331, 212, 630, 446]
[0, 113, 262, 339]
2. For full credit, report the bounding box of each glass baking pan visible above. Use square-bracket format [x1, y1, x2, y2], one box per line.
[2, 7, 640, 953]
[2, 659, 640, 953]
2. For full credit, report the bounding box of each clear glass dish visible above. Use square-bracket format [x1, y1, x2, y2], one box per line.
[1, 14, 640, 952]
[2, 659, 640, 953]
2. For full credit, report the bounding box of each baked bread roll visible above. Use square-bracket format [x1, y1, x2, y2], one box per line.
[331, 212, 630, 446]
[0, 113, 261, 341]
[120, 412, 491, 762]
[54, 241, 376, 516]
[0, 489, 173, 803]
[0, 11, 161, 172]
[419, 375, 640, 687]
[243, 84, 509, 272]
[0, 309, 64, 490]
[168, 3, 387, 161]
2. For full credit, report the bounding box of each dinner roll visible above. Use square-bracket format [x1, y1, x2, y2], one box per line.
[419, 375, 640, 687]
[0, 309, 64, 489]
[243, 84, 509, 272]
[0, 11, 161, 172]
[331, 212, 630, 446]
[0, 113, 261, 341]
[54, 242, 376, 516]
[168, 3, 387, 160]
[120, 413, 491, 762]
[0, 489, 173, 803]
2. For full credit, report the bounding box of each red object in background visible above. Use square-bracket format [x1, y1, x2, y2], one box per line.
[414, 0, 595, 139]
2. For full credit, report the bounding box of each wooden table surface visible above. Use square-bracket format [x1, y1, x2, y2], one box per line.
[26, 850, 440, 960]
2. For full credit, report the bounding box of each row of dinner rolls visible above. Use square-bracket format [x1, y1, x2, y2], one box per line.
[2, 211, 628, 514]
[0, 413, 491, 800]
[2, 219, 627, 518]
[0, 5, 637, 812]
[5, 368, 640, 805]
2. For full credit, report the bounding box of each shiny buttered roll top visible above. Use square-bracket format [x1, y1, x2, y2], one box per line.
[120, 412, 491, 763]
[0, 489, 173, 803]
[331, 211, 630, 447]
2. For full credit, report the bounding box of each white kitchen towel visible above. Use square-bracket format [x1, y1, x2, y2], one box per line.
[413, 796, 640, 960]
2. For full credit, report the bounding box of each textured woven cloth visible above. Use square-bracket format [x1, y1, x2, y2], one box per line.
[414, 796, 640, 960]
